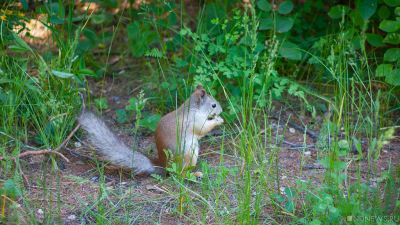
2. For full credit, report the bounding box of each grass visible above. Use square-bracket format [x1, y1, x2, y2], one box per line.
[1, 1, 399, 224]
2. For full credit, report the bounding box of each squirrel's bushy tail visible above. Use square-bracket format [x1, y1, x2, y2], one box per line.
[78, 111, 155, 174]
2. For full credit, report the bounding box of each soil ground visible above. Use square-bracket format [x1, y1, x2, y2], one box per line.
[19, 74, 400, 224]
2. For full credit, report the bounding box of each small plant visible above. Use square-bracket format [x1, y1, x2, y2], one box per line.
[124, 90, 161, 133]
[0, 179, 22, 219]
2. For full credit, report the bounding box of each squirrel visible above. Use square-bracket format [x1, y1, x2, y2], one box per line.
[78, 85, 223, 175]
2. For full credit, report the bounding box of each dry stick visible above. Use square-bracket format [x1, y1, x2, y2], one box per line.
[14, 150, 70, 163]
[54, 123, 81, 152]
[0, 150, 70, 164]
[0, 123, 81, 162]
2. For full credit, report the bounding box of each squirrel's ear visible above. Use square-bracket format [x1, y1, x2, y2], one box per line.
[193, 85, 206, 105]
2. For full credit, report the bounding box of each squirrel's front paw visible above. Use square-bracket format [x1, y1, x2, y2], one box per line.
[214, 116, 224, 125]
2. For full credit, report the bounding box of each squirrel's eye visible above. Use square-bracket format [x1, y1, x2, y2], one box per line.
[212, 103, 216, 108]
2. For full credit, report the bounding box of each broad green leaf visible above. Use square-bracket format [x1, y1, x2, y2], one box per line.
[396, 7, 400, 16]
[256, 0, 271, 12]
[52, 70, 75, 78]
[125, 97, 138, 111]
[259, 18, 273, 30]
[384, 48, 400, 62]
[366, 33, 384, 47]
[384, 0, 400, 7]
[379, 20, 400, 32]
[2, 179, 22, 199]
[358, 0, 377, 20]
[278, 1, 294, 15]
[383, 33, 400, 44]
[276, 16, 294, 33]
[279, 41, 302, 60]
[116, 109, 127, 124]
[376, 64, 393, 77]
[140, 114, 161, 131]
[385, 69, 400, 86]
[328, 5, 350, 19]
[378, 5, 391, 19]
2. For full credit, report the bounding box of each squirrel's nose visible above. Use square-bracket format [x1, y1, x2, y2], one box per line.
[212, 104, 216, 108]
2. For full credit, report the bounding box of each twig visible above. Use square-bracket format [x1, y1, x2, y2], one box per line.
[0, 150, 70, 163]
[0, 123, 81, 163]
[54, 123, 81, 152]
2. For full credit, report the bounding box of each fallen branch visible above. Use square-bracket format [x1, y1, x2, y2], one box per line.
[0, 123, 81, 163]
[0, 150, 70, 163]
[56, 124, 81, 151]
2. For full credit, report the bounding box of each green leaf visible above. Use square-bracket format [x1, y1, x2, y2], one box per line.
[116, 109, 127, 124]
[384, 48, 400, 62]
[383, 33, 400, 44]
[379, 20, 400, 32]
[52, 70, 75, 79]
[338, 139, 350, 150]
[125, 97, 138, 111]
[259, 18, 273, 30]
[278, 1, 294, 15]
[276, 16, 294, 33]
[378, 5, 391, 19]
[309, 220, 322, 225]
[258, 18, 274, 30]
[383, 0, 400, 7]
[256, 0, 271, 12]
[358, 0, 377, 20]
[78, 68, 96, 77]
[385, 69, 400, 86]
[2, 179, 22, 199]
[284, 187, 295, 199]
[396, 7, 400, 16]
[140, 114, 161, 131]
[145, 48, 163, 58]
[11, 32, 32, 52]
[366, 33, 384, 47]
[376, 64, 393, 77]
[279, 41, 302, 60]
[328, 5, 350, 19]
[91, 13, 108, 24]
[95, 97, 109, 110]
[20, 0, 28, 10]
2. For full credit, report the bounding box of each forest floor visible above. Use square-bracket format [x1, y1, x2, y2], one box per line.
[20, 74, 400, 224]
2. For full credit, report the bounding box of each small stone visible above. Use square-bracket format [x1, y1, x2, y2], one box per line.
[281, 175, 287, 180]
[279, 187, 285, 195]
[37, 209, 44, 215]
[304, 151, 311, 156]
[146, 185, 155, 191]
[90, 176, 99, 182]
[67, 215, 76, 221]
[289, 128, 295, 134]
[74, 142, 82, 148]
